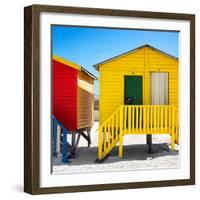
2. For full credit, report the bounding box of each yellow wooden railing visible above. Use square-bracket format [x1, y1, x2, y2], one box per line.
[98, 105, 178, 161]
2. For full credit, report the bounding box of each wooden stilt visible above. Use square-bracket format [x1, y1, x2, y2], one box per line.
[53, 118, 57, 157]
[119, 132, 123, 158]
[86, 129, 91, 147]
[147, 135, 153, 153]
[56, 125, 61, 155]
[71, 131, 76, 156]
[119, 106, 123, 158]
[75, 132, 81, 148]
[171, 132, 175, 151]
[52, 116, 70, 163]
[62, 128, 70, 163]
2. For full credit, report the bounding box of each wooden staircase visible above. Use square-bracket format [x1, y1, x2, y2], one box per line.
[98, 105, 178, 161]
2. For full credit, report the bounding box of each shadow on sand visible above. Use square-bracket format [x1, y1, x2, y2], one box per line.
[53, 143, 178, 166]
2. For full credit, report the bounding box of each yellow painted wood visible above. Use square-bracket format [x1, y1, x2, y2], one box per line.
[97, 45, 179, 160]
[172, 107, 175, 138]
[165, 106, 168, 131]
[107, 121, 110, 149]
[132, 107, 135, 132]
[157, 106, 160, 130]
[161, 106, 163, 132]
[147, 106, 149, 132]
[98, 127, 103, 160]
[144, 106, 146, 132]
[116, 111, 119, 140]
[112, 116, 114, 143]
[175, 109, 179, 143]
[139, 107, 142, 131]
[151, 106, 153, 132]
[136, 107, 138, 132]
[169, 106, 172, 131]
[128, 106, 131, 132]
[98, 46, 178, 125]
[98, 105, 177, 160]
[171, 107, 175, 151]
[171, 132, 175, 151]
[103, 127, 106, 151]
[154, 106, 157, 132]
[119, 106, 123, 158]
[124, 107, 127, 132]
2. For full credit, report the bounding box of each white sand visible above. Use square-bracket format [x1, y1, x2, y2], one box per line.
[52, 122, 179, 174]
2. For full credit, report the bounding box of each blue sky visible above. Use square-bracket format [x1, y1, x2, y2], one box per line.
[52, 25, 179, 95]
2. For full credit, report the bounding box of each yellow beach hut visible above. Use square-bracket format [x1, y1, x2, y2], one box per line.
[94, 44, 179, 161]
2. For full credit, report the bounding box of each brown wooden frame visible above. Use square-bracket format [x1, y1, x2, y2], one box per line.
[24, 4, 195, 194]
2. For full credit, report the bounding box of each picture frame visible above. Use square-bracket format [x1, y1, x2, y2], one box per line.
[24, 4, 195, 194]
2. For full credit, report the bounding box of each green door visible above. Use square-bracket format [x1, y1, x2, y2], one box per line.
[124, 76, 143, 105]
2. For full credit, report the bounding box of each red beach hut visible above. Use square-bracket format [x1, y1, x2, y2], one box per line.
[52, 55, 97, 157]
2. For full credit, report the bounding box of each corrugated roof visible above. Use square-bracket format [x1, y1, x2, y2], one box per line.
[93, 44, 178, 70]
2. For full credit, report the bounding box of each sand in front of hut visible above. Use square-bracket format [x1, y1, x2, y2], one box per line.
[52, 122, 179, 174]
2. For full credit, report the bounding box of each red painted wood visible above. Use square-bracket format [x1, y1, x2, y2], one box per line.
[53, 60, 78, 131]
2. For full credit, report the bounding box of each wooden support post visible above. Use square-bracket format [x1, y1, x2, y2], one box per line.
[62, 128, 70, 163]
[147, 134, 153, 153]
[87, 129, 91, 147]
[171, 132, 175, 151]
[71, 131, 76, 154]
[119, 106, 123, 158]
[171, 107, 175, 151]
[56, 125, 61, 155]
[53, 118, 57, 157]
[75, 132, 81, 149]
[98, 127, 103, 160]
[143, 106, 146, 133]
[119, 132, 123, 158]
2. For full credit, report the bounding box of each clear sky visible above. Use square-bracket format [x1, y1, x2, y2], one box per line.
[52, 25, 179, 95]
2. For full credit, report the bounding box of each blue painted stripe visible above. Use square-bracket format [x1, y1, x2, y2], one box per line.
[52, 115, 70, 163]
[62, 128, 69, 163]
[53, 119, 57, 157]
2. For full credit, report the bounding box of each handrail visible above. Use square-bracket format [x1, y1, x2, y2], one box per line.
[99, 105, 122, 128]
[98, 105, 122, 160]
[98, 105, 178, 161]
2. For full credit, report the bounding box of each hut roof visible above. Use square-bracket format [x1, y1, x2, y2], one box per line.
[53, 55, 97, 80]
[93, 44, 178, 70]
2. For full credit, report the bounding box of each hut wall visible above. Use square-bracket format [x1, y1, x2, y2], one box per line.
[77, 70, 94, 129]
[99, 46, 178, 124]
[53, 59, 78, 131]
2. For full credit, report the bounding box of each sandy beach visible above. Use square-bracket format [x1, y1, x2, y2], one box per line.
[52, 122, 179, 174]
